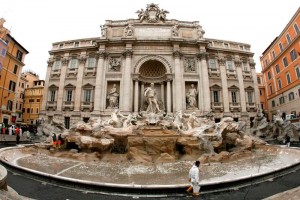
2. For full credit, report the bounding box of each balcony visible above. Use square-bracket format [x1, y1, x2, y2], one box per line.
[246, 102, 257, 112]
[242, 70, 252, 79]
[208, 68, 220, 77]
[66, 68, 78, 77]
[81, 101, 94, 111]
[63, 101, 74, 111]
[46, 101, 57, 110]
[229, 102, 241, 112]
[226, 69, 237, 78]
[84, 67, 97, 77]
[50, 70, 61, 78]
[211, 102, 223, 112]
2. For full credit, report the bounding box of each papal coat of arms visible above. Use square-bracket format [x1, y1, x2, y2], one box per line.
[136, 3, 169, 23]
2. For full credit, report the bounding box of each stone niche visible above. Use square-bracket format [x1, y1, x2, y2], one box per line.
[106, 81, 120, 109]
[185, 81, 198, 110]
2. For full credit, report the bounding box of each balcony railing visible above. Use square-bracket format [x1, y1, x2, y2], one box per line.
[208, 68, 220, 77]
[66, 68, 78, 77]
[50, 70, 61, 78]
[84, 67, 97, 76]
[46, 101, 57, 110]
[63, 101, 74, 111]
[211, 102, 223, 111]
[81, 101, 94, 111]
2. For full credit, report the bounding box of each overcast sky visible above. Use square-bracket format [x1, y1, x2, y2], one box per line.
[1, 0, 299, 80]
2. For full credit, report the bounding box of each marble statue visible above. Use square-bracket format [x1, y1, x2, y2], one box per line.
[125, 23, 134, 37]
[186, 84, 198, 109]
[107, 84, 119, 108]
[172, 23, 179, 37]
[144, 83, 161, 114]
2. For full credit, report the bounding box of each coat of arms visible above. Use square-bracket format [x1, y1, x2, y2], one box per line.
[136, 3, 169, 23]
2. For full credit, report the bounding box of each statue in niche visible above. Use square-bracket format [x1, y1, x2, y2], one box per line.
[125, 23, 134, 37]
[107, 84, 119, 108]
[186, 84, 198, 109]
[109, 58, 121, 71]
[184, 58, 196, 72]
[144, 83, 161, 114]
[172, 23, 179, 37]
[100, 25, 107, 38]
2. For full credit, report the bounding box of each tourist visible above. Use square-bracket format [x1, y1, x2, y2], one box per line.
[8, 125, 12, 135]
[1, 123, 6, 134]
[52, 133, 57, 148]
[188, 160, 201, 196]
[57, 134, 63, 149]
[15, 126, 20, 145]
[285, 134, 290, 147]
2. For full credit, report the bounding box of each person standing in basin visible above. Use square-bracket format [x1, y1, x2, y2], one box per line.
[188, 160, 201, 196]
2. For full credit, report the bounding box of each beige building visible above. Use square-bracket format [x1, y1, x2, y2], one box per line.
[40, 4, 259, 128]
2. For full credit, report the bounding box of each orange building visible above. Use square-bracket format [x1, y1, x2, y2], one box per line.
[0, 19, 29, 125]
[256, 73, 269, 120]
[22, 71, 44, 124]
[260, 8, 300, 120]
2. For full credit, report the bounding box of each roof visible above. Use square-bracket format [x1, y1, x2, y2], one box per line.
[6, 34, 29, 54]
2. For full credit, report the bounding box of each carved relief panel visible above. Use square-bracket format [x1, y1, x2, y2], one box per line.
[184, 58, 196, 73]
[108, 57, 121, 72]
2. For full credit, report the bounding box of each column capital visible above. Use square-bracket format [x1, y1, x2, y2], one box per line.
[249, 60, 256, 69]
[61, 57, 69, 65]
[97, 51, 108, 58]
[78, 56, 87, 64]
[47, 59, 54, 67]
[173, 50, 183, 58]
[234, 60, 242, 67]
[122, 50, 133, 58]
[217, 57, 226, 66]
[196, 52, 208, 60]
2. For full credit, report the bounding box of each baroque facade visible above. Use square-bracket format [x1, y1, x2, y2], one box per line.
[41, 4, 259, 128]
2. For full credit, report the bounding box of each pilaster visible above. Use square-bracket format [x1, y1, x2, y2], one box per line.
[235, 59, 247, 113]
[218, 57, 230, 113]
[173, 50, 183, 111]
[122, 49, 133, 112]
[74, 54, 86, 111]
[56, 57, 69, 111]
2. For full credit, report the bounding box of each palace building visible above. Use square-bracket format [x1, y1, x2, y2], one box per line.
[40, 4, 259, 128]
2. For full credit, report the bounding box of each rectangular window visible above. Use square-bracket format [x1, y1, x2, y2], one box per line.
[265, 59, 268, 67]
[19, 104, 22, 110]
[290, 49, 297, 61]
[261, 103, 264, 110]
[239, 45, 244, 50]
[7, 100, 12, 111]
[66, 90, 73, 102]
[1, 48, 6, 57]
[50, 90, 56, 101]
[286, 73, 291, 84]
[226, 61, 234, 71]
[65, 117, 70, 129]
[257, 77, 261, 84]
[279, 97, 285, 104]
[87, 58, 96, 68]
[9, 80, 16, 91]
[59, 44, 64, 48]
[69, 58, 78, 69]
[279, 43, 283, 52]
[260, 90, 262, 96]
[269, 84, 273, 94]
[294, 23, 300, 34]
[286, 34, 291, 43]
[53, 60, 61, 70]
[29, 99, 34, 103]
[31, 108, 33, 113]
[272, 51, 276, 59]
[277, 79, 282, 89]
[37, 99, 40, 102]
[247, 91, 253, 103]
[13, 65, 18, 74]
[209, 59, 216, 69]
[75, 42, 79, 47]
[213, 91, 219, 102]
[268, 71, 272, 80]
[296, 67, 300, 79]
[16, 50, 23, 61]
[36, 108, 39, 113]
[231, 91, 237, 103]
[275, 64, 280, 74]
[242, 62, 248, 71]
[224, 43, 229, 48]
[283, 57, 288, 67]
[27, 108, 30, 113]
[84, 90, 91, 102]
[272, 100, 275, 107]
[288, 92, 295, 101]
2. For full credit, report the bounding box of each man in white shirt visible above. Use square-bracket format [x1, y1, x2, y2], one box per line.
[188, 160, 201, 196]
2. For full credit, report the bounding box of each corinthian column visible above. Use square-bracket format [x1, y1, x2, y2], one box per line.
[134, 79, 139, 113]
[93, 51, 107, 114]
[235, 60, 247, 113]
[197, 52, 211, 112]
[173, 50, 183, 111]
[74, 55, 86, 111]
[56, 57, 69, 111]
[250, 60, 260, 109]
[41, 59, 54, 114]
[166, 80, 171, 114]
[122, 50, 133, 112]
[218, 57, 230, 114]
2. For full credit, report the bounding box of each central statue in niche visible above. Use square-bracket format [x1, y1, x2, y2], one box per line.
[144, 83, 161, 113]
